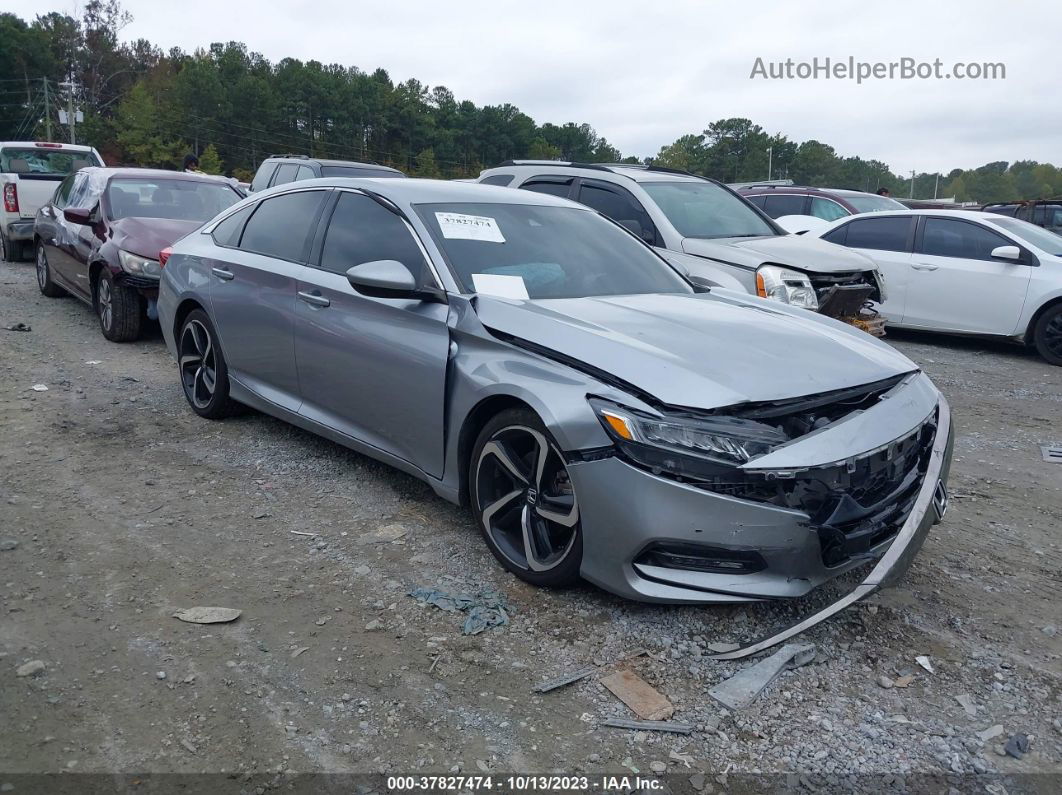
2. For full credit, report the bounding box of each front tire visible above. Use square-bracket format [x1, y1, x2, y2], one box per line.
[36, 243, 66, 297]
[469, 409, 583, 588]
[178, 309, 240, 419]
[1032, 304, 1062, 366]
[96, 268, 142, 342]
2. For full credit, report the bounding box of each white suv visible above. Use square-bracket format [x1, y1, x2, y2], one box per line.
[1, 141, 103, 262]
[813, 209, 1062, 365]
[477, 161, 887, 333]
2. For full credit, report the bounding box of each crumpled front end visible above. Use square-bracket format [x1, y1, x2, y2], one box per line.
[571, 371, 951, 610]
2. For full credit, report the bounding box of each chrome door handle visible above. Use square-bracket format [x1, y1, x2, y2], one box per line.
[297, 290, 330, 308]
[211, 267, 234, 281]
[911, 262, 939, 271]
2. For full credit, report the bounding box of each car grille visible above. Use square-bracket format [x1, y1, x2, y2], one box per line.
[808, 270, 881, 303]
[692, 411, 937, 567]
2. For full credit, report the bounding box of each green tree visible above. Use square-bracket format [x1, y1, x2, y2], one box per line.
[198, 143, 223, 174]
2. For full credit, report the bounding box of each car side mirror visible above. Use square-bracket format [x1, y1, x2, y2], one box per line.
[63, 207, 95, 225]
[345, 260, 445, 303]
[991, 245, 1022, 262]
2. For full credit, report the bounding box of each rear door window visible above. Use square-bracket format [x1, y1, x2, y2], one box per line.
[211, 205, 254, 247]
[479, 174, 514, 187]
[762, 193, 808, 218]
[239, 190, 327, 262]
[744, 194, 767, 209]
[295, 166, 317, 182]
[842, 216, 913, 252]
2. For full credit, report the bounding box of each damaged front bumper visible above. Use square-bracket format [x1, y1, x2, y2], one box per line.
[568, 375, 952, 657]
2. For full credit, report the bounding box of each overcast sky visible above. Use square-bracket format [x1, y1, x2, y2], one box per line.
[5, 0, 1055, 173]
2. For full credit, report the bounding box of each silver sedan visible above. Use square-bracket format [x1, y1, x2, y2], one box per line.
[158, 178, 952, 640]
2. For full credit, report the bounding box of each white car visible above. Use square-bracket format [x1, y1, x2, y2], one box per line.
[813, 209, 1062, 364]
[1, 141, 103, 262]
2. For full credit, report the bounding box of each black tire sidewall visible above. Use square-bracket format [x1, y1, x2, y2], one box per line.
[36, 243, 64, 297]
[96, 269, 142, 342]
[469, 408, 583, 588]
[179, 309, 237, 419]
[1033, 305, 1062, 366]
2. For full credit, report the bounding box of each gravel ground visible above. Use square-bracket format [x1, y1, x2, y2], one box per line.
[1, 257, 1060, 792]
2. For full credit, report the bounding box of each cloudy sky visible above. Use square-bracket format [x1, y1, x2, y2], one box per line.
[5, 0, 1055, 173]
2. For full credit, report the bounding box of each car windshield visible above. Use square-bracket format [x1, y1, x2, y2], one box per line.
[106, 178, 242, 222]
[415, 202, 692, 299]
[640, 181, 778, 239]
[846, 194, 907, 213]
[1, 147, 102, 175]
[989, 217, 1062, 255]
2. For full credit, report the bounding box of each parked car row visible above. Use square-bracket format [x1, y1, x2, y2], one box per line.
[0, 146, 962, 657]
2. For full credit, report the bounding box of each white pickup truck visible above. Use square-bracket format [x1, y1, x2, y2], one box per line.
[1, 141, 104, 262]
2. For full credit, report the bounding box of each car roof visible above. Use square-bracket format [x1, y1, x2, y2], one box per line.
[1, 141, 97, 152]
[264, 176, 588, 208]
[482, 161, 708, 184]
[81, 166, 236, 183]
[265, 155, 402, 173]
[831, 208, 1016, 222]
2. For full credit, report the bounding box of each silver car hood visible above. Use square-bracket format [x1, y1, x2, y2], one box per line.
[476, 292, 916, 410]
[682, 234, 876, 275]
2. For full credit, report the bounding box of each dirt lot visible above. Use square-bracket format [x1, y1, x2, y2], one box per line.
[1, 257, 1060, 791]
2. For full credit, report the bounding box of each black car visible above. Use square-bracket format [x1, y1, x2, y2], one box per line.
[982, 199, 1062, 236]
[247, 155, 404, 192]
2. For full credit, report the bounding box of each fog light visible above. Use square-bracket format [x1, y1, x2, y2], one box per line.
[635, 542, 766, 575]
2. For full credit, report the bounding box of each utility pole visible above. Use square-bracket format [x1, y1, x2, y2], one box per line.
[909, 169, 915, 199]
[59, 78, 77, 144]
[934, 172, 940, 199]
[766, 146, 773, 181]
[42, 78, 52, 140]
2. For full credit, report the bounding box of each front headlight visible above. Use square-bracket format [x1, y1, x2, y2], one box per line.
[590, 399, 786, 476]
[118, 249, 162, 279]
[755, 264, 818, 310]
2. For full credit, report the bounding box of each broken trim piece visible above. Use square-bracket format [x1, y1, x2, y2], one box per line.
[707, 398, 951, 661]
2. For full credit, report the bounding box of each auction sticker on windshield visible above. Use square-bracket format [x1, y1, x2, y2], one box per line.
[471, 273, 529, 300]
[436, 212, 506, 243]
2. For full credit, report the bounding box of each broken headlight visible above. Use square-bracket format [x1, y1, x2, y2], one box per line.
[590, 399, 787, 475]
[755, 264, 818, 310]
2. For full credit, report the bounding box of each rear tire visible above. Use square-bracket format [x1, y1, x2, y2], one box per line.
[36, 243, 66, 297]
[1032, 304, 1062, 366]
[178, 309, 240, 419]
[96, 268, 142, 342]
[469, 408, 583, 588]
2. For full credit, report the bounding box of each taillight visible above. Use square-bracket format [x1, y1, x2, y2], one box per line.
[3, 184, 17, 213]
[159, 247, 172, 267]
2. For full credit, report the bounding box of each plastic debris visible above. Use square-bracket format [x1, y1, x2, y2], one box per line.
[31, 384, 48, 392]
[409, 587, 509, 635]
[915, 655, 935, 673]
[708, 643, 816, 710]
[3, 322, 31, 332]
[532, 666, 595, 693]
[601, 718, 693, 735]
[172, 607, 242, 624]
[601, 670, 674, 720]
[1004, 733, 1030, 760]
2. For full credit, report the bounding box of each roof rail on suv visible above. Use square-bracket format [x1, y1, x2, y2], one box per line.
[266, 153, 312, 160]
[496, 159, 614, 173]
[740, 183, 815, 191]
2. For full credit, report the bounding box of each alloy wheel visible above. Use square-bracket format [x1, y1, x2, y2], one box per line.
[475, 425, 579, 572]
[97, 277, 113, 331]
[179, 319, 217, 409]
[36, 246, 47, 290]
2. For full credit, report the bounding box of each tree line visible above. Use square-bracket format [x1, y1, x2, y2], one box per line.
[1, 2, 1058, 203]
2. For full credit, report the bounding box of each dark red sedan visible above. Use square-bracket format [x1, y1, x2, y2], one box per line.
[33, 167, 244, 341]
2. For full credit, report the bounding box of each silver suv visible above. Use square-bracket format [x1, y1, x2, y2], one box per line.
[478, 162, 886, 332]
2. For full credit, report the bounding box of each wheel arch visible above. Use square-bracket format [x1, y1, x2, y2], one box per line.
[456, 395, 537, 506]
[1025, 296, 1062, 345]
[88, 259, 108, 302]
[172, 297, 208, 343]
